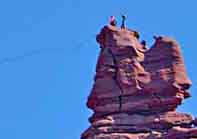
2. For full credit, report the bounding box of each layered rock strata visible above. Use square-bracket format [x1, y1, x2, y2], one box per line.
[81, 25, 196, 139]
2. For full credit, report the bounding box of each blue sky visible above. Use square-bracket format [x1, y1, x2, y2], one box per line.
[0, 0, 197, 139]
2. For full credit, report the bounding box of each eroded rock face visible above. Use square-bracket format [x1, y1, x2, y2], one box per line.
[82, 25, 195, 139]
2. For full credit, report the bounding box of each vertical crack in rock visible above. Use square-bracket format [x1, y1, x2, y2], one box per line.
[107, 48, 123, 111]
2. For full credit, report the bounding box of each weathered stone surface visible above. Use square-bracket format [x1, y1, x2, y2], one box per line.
[96, 25, 146, 61]
[81, 25, 195, 139]
[91, 95, 182, 114]
[164, 127, 197, 138]
[143, 37, 192, 96]
[83, 133, 153, 139]
[90, 112, 193, 128]
[194, 118, 197, 126]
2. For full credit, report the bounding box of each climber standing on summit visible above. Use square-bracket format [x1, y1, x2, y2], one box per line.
[121, 15, 126, 29]
[109, 16, 117, 26]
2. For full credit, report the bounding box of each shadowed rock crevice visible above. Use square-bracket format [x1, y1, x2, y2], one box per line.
[82, 25, 196, 139]
[107, 48, 123, 111]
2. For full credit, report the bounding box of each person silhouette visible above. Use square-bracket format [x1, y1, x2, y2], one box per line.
[121, 15, 126, 29]
[141, 40, 147, 50]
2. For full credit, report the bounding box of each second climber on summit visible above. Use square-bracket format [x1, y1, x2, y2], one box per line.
[121, 15, 126, 29]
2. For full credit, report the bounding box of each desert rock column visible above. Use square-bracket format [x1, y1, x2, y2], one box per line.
[81, 25, 197, 139]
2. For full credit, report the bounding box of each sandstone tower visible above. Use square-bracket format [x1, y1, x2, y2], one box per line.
[81, 24, 197, 139]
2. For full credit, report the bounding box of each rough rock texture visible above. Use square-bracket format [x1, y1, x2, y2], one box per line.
[81, 25, 196, 139]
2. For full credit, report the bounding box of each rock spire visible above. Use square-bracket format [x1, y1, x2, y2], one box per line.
[81, 25, 197, 139]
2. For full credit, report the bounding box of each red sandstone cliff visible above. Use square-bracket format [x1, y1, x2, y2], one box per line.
[81, 25, 196, 139]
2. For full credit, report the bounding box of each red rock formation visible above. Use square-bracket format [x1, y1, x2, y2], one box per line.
[82, 25, 196, 139]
